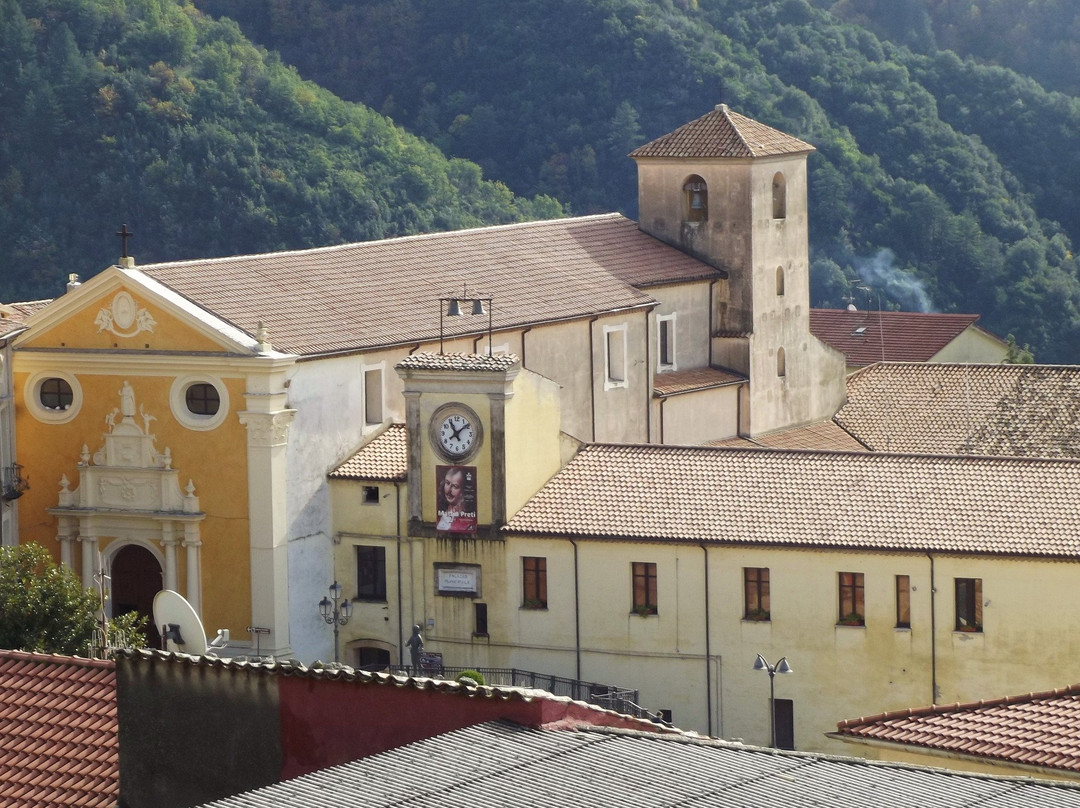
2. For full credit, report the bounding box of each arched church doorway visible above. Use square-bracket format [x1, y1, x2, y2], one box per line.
[110, 543, 163, 648]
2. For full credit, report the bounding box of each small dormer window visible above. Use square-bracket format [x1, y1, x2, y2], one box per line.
[684, 176, 708, 222]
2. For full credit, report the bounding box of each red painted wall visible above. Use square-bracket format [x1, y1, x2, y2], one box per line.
[278, 678, 667, 779]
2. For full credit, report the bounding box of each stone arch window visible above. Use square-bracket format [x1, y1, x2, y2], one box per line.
[777, 346, 787, 377]
[684, 175, 708, 222]
[772, 172, 787, 219]
[776, 266, 785, 296]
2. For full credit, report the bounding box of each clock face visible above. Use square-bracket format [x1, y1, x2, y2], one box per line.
[439, 413, 475, 457]
[430, 402, 483, 461]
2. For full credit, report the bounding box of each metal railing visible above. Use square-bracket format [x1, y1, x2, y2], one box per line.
[378, 664, 653, 720]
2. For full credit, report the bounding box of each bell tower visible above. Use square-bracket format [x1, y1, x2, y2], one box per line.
[631, 104, 846, 435]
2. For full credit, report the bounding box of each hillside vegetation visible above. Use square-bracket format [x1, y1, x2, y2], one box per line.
[198, 0, 1080, 362]
[4, 0, 1080, 361]
[0, 0, 558, 302]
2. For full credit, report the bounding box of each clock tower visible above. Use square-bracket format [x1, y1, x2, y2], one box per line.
[396, 352, 563, 538]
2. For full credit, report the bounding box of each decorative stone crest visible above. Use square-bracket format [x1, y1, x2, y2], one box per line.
[94, 291, 157, 338]
[56, 381, 200, 514]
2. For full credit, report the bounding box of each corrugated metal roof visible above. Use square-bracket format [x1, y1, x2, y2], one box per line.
[135, 215, 720, 356]
[194, 720, 1080, 807]
[504, 443, 1080, 557]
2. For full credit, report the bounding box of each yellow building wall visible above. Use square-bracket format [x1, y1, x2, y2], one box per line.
[14, 281, 255, 642]
[504, 372, 562, 518]
[841, 741, 1080, 783]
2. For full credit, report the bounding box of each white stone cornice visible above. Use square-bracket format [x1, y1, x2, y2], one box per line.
[238, 410, 297, 447]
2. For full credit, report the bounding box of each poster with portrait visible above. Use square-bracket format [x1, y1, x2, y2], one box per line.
[436, 465, 478, 533]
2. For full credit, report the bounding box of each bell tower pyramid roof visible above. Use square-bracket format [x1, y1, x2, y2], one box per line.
[630, 104, 814, 159]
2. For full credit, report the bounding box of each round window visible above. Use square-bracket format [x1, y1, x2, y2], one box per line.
[170, 375, 229, 430]
[185, 383, 220, 416]
[25, 371, 82, 423]
[39, 377, 74, 410]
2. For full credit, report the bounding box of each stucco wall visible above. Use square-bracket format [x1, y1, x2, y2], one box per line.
[931, 327, 1010, 364]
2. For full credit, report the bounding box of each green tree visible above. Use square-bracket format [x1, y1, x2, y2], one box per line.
[0, 542, 144, 655]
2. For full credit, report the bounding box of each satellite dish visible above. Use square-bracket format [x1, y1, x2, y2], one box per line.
[153, 590, 209, 655]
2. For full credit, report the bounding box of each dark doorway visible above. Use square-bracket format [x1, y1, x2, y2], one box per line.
[355, 646, 391, 671]
[773, 698, 795, 750]
[110, 544, 163, 648]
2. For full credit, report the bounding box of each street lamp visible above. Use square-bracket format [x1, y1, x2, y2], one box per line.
[753, 653, 793, 748]
[318, 580, 352, 664]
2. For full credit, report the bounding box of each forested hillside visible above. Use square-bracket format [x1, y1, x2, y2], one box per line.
[0, 0, 558, 303]
[823, 0, 1080, 96]
[197, 0, 1080, 362]
[5, 0, 1080, 361]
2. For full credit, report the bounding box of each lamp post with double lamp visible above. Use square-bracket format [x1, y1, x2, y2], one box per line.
[753, 653, 793, 748]
[319, 580, 352, 664]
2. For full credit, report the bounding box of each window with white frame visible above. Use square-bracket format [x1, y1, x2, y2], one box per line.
[657, 314, 677, 371]
[363, 364, 384, 426]
[604, 324, 628, 390]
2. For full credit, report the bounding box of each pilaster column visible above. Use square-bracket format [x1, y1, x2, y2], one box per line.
[405, 391, 422, 524]
[57, 516, 77, 570]
[489, 393, 508, 527]
[183, 523, 202, 614]
[237, 406, 296, 658]
[161, 521, 179, 592]
[80, 532, 100, 588]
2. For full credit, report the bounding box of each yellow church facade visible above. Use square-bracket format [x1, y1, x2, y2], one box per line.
[13, 265, 296, 655]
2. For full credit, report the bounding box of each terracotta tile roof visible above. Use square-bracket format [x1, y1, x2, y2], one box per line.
[0, 299, 51, 339]
[330, 424, 408, 481]
[837, 363, 1080, 457]
[136, 215, 719, 356]
[653, 366, 745, 397]
[835, 684, 1080, 774]
[504, 443, 1080, 557]
[396, 352, 519, 373]
[630, 104, 814, 159]
[709, 421, 867, 452]
[194, 720, 1080, 808]
[0, 650, 117, 808]
[810, 309, 984, 366]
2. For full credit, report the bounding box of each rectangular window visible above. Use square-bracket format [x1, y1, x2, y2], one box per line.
[474, 602, 488, 636]
[895, 574, 911, 628]
[658, 314, 677, 370]
[362, 485, 380, 504]
[522, 556, 547, 608]
[955, 578, 983, 632]
[363, 366, 384, 426]
[838, 572, 864, 625]
[632, 562, 658, 615]
[604, 324, 628, 389]
[356, 545, 387, 601]
[744, 567, 770, 620]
